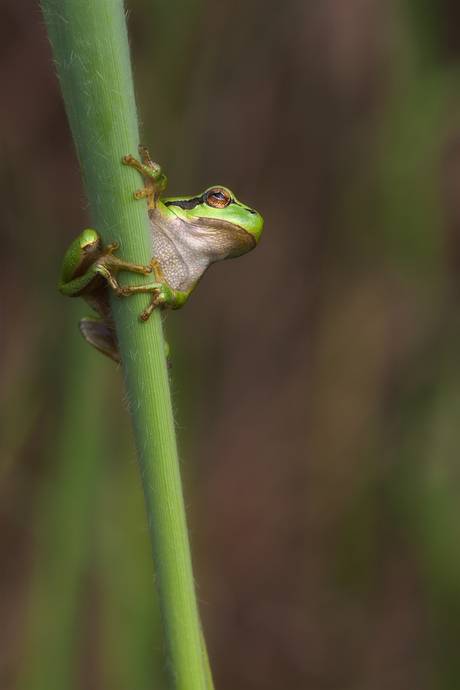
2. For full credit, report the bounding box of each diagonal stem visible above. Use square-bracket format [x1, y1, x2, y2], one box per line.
[41, 0, 213, 687]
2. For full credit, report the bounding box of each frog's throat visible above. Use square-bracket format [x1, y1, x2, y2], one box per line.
[148, 208, 255, 294]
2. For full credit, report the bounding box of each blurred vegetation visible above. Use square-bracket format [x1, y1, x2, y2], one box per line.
[1, 0, 460, 689]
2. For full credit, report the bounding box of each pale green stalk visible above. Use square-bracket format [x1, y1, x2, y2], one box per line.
[41, 1, 211, 687]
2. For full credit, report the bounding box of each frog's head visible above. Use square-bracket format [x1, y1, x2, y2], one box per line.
[162, 186, 263, 260]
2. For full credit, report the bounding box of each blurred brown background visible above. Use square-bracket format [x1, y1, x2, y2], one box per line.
[2, 0, 460, 688]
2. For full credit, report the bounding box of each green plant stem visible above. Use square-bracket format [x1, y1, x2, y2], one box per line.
[41, 1, 211, 687]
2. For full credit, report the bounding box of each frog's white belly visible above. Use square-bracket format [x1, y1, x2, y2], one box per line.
[149, 210, 213, 293]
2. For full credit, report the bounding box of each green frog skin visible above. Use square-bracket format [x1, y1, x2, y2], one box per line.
[59, 145, 264, 362]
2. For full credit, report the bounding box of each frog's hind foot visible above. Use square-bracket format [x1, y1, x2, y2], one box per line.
[79, 317, 121, 363]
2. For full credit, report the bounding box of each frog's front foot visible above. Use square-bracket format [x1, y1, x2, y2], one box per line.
[123, 145, 167, 208]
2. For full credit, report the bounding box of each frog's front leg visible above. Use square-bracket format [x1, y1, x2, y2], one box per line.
[59, 228, 153, 299]
[123, 144, 167, 209]
[120, 256, 188, 320]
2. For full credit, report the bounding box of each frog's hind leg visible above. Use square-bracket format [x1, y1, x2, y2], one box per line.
[79, 317, 120, 363]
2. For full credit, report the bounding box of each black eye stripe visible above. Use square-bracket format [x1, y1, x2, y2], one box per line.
[164, 193, 256, 214]
[164, 194, 205, 210]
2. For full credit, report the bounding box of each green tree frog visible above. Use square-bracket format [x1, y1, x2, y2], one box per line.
[59, 145, 264, 362]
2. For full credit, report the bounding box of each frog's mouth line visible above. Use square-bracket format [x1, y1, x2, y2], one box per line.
[164, 195, 257, 215]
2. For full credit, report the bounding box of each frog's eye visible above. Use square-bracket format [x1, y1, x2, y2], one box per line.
[206, 187, 232, 208]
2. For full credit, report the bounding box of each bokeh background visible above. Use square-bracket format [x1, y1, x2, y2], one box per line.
[2, 0, 460, 688]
